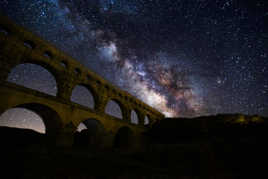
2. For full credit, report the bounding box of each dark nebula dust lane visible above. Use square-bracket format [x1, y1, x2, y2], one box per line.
[0, 0, 268, 124]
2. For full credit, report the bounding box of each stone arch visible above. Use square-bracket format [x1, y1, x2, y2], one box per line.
[113, 126, 133, 149]
[0, 103, 63, 136]
[7, 63, 58, 96]
[74, 119, 105, 148]
[105, 99, 124, 119]
[144, 115, 150, 125]
[131, 110, 139, 125]
[0, 107, 46, 134]
[71, 84, 96, 109]
[77, 122, 87, 132]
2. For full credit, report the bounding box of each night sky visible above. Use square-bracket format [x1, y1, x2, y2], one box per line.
[0, 0, 268, 132]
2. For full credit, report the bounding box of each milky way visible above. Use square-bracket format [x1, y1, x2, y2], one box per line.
[0, 0, 268, 132]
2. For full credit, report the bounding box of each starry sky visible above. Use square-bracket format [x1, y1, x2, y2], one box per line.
[0, 0, 268, 132]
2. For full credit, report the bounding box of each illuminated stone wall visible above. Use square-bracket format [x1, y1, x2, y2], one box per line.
[0, 15, 165, 148]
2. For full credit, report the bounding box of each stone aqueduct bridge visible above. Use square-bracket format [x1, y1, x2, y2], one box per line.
[0, 15, 164, 149]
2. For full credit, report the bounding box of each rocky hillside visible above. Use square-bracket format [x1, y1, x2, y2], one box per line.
[1, 114, 268, 178]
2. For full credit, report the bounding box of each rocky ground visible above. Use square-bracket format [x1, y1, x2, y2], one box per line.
[1, 114, 268, 178]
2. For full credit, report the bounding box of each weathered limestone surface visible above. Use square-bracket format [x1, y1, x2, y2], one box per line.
[0, 15, 165, 149]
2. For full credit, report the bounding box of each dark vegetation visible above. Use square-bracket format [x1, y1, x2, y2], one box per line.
[1, 114, 268, 178]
